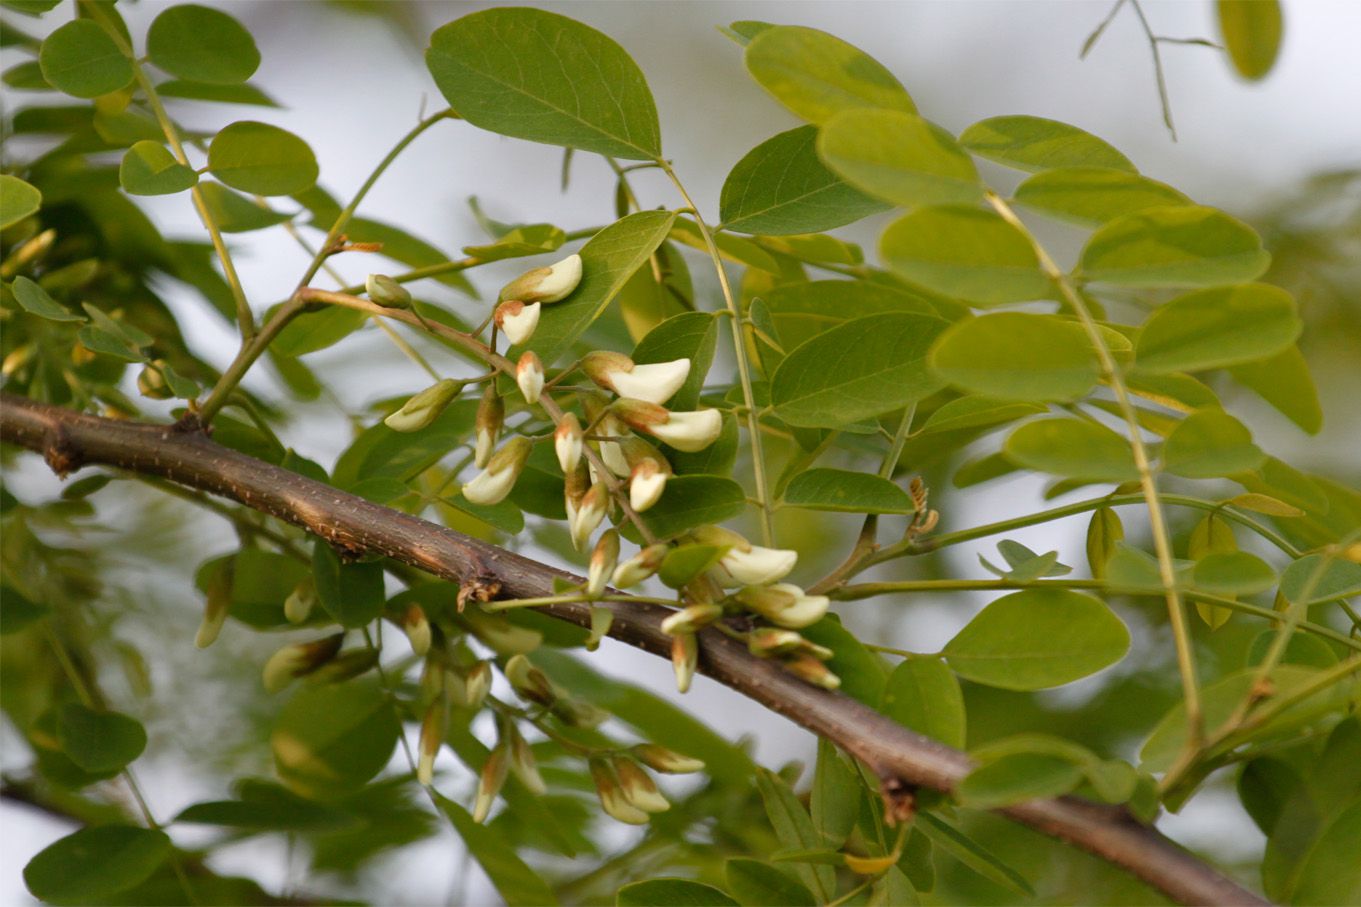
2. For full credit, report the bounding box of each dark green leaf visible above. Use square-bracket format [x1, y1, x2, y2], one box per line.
[625, 475, 745, 541]
[1162, 407, 1265, 478]
[57, 703, 147, 773]
[0, 585, 51, 634]
[930, 312, 1098, 402]
[957, 752, 1085, 809]
[11, 275, 85, 322]
[744, 25, 915, 124]
[727, 858, 817, 907]
[119, 140, 198, 196]
[658, 544, 728, 589]
[756, 768, 836, 900]
[0, 174, 42, 227]
[207, 120, 319, 196]
[312, 539, 385, 628]
[881, 656, 966, 748]
[1135, 283, 1301, 373]
[771, 312, 947, 428]
[720, 125, 889, 235]
[617, 879, 737, 907]
[39, 19, 133, 98]
[959, 115, 1134, 173]
[818, 109, 982, 209]
[943, 589, 1130, 690]
[426, 7, 661, 160]
[1013, 167, 1190, 226]
[174, 781, 355, 832]
[1078, 205, 1270, 287]
[801, 617, 887, 705]
[632, 311, 718, 410]
[915, 812, 1034, 897]
[271, 680, 400, 799]
[437, 794, 560, 906]
[146, 4, 260, 84]
[783, 468, 915, 513]
[1005, 418, 1138, 482]
[24, 826, 171, 902]
[810, 738, 860, 848]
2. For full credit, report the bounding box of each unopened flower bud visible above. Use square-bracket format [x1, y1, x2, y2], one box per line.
[261, 633, 345, 693]
[551, 698, 609, 728]
[747, 627, 834, 660]
[505, 654, 557, 706]
[613, 544, 668, 588]
[402, 604, 431, 657]
[463, 436, 533, 505]
[584, 352, 692, 405]
[611, 756, 670, 812]
[628, 455, 669, 512]
[495, 300, 541, 346]
[735, 583, 829, 629]
[613, 398, 722, 453]
[570, 482, 609, 551]
[385, 378, 461, 432]
[420, 656, 446, 705]
[196, 562, 234, 649]
[783, 654, 842, 690]
[672, 631, 698, 694]
[448, 660, 492, 710]
[590, 758, 649, 825]
[515, 351, 544, 404]
[586, 604, 612, 652]
[505, 722, 546, 794]
[366, 273, 411, 308]
[588, 530, 620, 598]
[305, 648, 379, 684]
[631, 744, 705, 775]
[554, 413, 584, 473]
[284, 576, 316, 624]
[660, 602, 723, 635]
[137, 363, 172, 400]
[472, 744, 510, 823]
[417, 698, 446, 785]
[498, 253, 583, 303]
[474, 384, 503, 468]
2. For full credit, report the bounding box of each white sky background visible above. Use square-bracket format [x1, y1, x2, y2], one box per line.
[3, 0, 1360, 903]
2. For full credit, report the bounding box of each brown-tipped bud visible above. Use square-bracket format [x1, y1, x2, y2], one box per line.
[584, 351, 691, 405]
[554, 412, 584, 474]
[783, 654, 842, 690]
[734, 583, 829, 629]
[305, 648, 379, 684]
[551, 697, 610, 729]
[613, 398, 722, 453]
[505, 722, 546, 794]
[451, 660, 493, 710]
[505, 654, 556, 706]
[137, 362, 172, 400]
[495, 299, 541, 346]
[463, 435, 533, 505]
[474, 384, 504, 468]
[196, 562, 234, 649]
[284, 576, 316, 624]
[516, 350, 545, 404]
[472, 744, 510, 823]
[498, 253, 582, 304]
[385, 378, 461, 432]
[587, 530, 620, 598]
[611, 756, 669, 812]
[619, 436, 671, 512]
[672, 632, 698, 694]
[660, 603, 723, 636]
[631, 744, 705, 774]
[366, 273, 411, 308]
[420, 655, 446, 706]
[417, 698, 446, 785]
[402, 604, 431, 657]
[589, 758, 649, 825]
[570, 482, 609, 551]
[747, 627, 834, 660]
[613, 543, 667, 588]
[261, 633, 345, 693]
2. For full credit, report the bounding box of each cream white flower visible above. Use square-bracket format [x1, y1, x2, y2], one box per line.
[630, 460, 668, 512]
[736, 583, 829, 629]
[570, 483, 609, 551]
[613, 544, 667, 588]
[499, 253, 583, 303]
[614, 398, 722, 453]
[417, 700, 445, 785]
[660, 603, 722, 635]
[590, 758, 650, 825]
[584, 351, 691, 405]
[385, 378, 461, 432]
[587, 530, 619, 598]
[462, 436, 532, 505]
[495, 299, 540, 345]
[515, 350, 544, 404]
[554, 413, 583, 473]
[630, 744, 704, 774]
[613, 756, 670, 813]
[716, 545, 798, 587]
[402, 604, 431, 657]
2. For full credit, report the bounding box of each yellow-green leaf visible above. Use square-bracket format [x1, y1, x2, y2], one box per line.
[817, 108, 982, 209]
[744, 25, 915, 124]
[1079, 205, 1270, 287]
[959, 115, 1134, 173]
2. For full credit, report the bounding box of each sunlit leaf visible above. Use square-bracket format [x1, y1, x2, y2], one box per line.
[207, 120, 318, 196]
[119, 140, 198, 196]
[1135, 283, 1301, 373]
[743, 25, 915, 124]
[930, 312, 1098, 402]
[959, 115, 1134, 173]
[1078, 205, 1270, 287]
[1014, 167, 1190, 226]
[1218, 0, 1284, 81]
[1163, 407, 1265, 478]
[817, 108, 982, 208]
[0, 174, 42, 227]
[881, 205, 1051, 304]
[1005, 418, 1138, 482]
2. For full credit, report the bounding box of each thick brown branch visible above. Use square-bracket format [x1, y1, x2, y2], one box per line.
[0, 394, 1267, 907]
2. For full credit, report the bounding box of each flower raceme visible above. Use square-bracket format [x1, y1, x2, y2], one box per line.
[498, 253, 583, 304]
[462, 436, 532, 505]
[583, 351, 691, 405]
[612, 398, 722, 453]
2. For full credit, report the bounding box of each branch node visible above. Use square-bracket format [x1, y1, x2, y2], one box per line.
[458, 575, 502, 611]
[879, 775, 917, 826]
[42, 425, 82, 478]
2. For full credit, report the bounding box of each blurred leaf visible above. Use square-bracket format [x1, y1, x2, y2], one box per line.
[617, 879, 737, 906]
[1279, 554, 1361, 606]
[1135, 283, 1301, 373]
[146, 4, 260, 84]
[818, 109, 982, 209]
[312, 539, 385, 628]
[436, 794, 559, 906]
[727, 858, 817, 907]
[881, 206, 1051, 305]
[930, 312, 1098, 402]
[915, 812, 1034, 897]
[1005, 418, 1138, 482]
[1229, 345, 1322, 435]
[271, 680, 399, 799]
[198, 181, 295, 233]
[156, 78, 278, 106]
[957, 752, 1085, 809]
[784, 468, 915, 513]
[1217, 0, 1284, 81]
[959, 115, 1134, 173]
[756, 768, 836, 900]
[881, 655, 966, 748]
[207, 120, 318, 196]
[1078, 206, 1271, 287]
[119, 141, 198, 196]
[39, 19, 133, 98]
[11, 275, 85, 322]
[1163, 407, 1265, 478]
[57, 703, 147, 773]
[0, 174, 42, 227]
[1014, 167, 1190, 226]
[0, 584, 51, 633]
[744, 25, 915, 124]
[23, 826, 170, 903]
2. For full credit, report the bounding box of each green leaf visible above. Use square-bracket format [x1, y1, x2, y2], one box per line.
[174, 782, 354, 832]
[930, 312, 1098, 403]
[881, 656, 966, 748]
[525, 210, 675, 365]
[1162, 407, 1265, 478]
[670, 413, 738, 477]
[271, 680, 400, 799]
[156, 78, 278, 106]
[1290, 800, 1361, 906]
[462, 223, 565, 262]
[23, 825, 171, 903]
[818, 108, 982, 209]
[1227, 492, 1305, 518]
[0, 174, 42, 227]
[760, 279, 940, 352]
[0, 584, 51, 634]
[270, 307, 367, 358]
[810, 738, 860, 848]
[198, 181, 295, 233]
[39, 19, 133, 99]
[783, 468, 915, 514]
[957, 752, 1085, 809]
[1135, 283, 1302, 373]
[146, 4, 260, 84]
[743, 25, 915, 124]
[332, 401, 478, 489]
[426, 7, 661, 160]
[727, 858, 817, 907]
[626, 475, 746, 542]
[11, 275, 85, 322]
[312, 539, 385, 628]
[771, 312, 947, 428]
[720, 125, 889, 235]
[918, 396, 1047, 434]
[880, 205, 1052, 305]
[617, 879, 738, 907]
[119, 140, 198, 196]
[1229, 345, 1322, 435]
[801, 618, 887, 705]
[658, 544, 728, 589]
[1013, 167, 1191, 227]
[632, 311, 718, 410]
[1191, 551, 1277, 596]
[1005, 418, 1138, 482]
[57, 703, 147, 773]
[722, 21, 775, 47]
[436, 794, 560, 906]
[756, 768, 836, 900]
[914, 812, 1034, 897]
[207, 120, 319, 196]
[1078, 205, 1271, 287]
[1279, 554, 1361, 606]
[1218, 0, 1283, 81]
[958, 115, 1134, 173]
[943, 589, 1131, 690]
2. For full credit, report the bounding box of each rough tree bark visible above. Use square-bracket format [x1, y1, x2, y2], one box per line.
[0, 393, 1268, 907]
